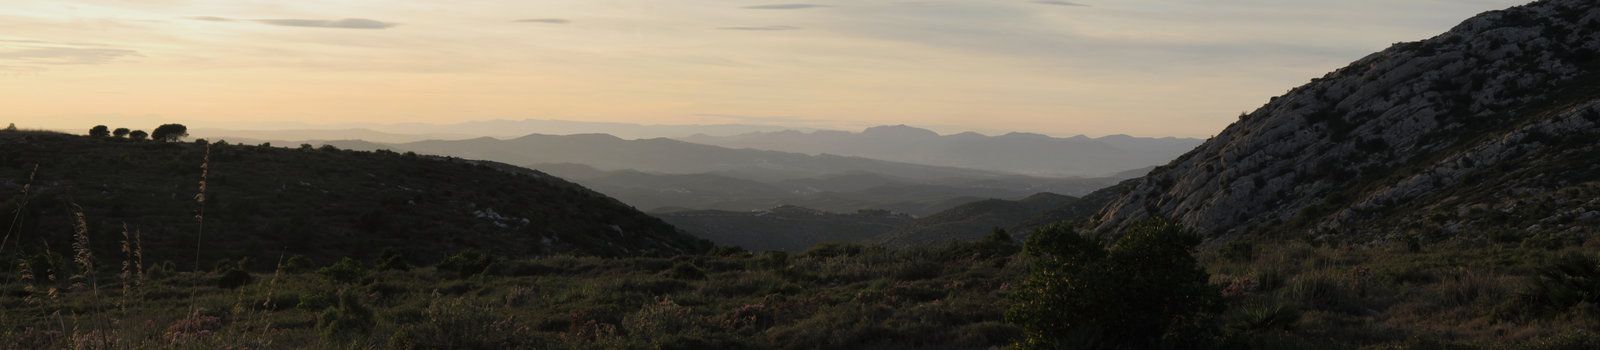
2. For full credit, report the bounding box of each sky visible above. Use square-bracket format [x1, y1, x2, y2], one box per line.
[1, 0, 1529, 137]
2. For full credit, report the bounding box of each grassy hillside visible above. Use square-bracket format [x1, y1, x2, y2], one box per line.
[876, 193, 1078, 248]
[657, 206, 914, 252]
[0, 131, 711, 270]
[4, 225, 1600, 348]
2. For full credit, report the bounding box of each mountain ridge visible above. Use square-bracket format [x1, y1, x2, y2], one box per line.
[1093, 0, 1600, 239]
[679, 125, 1202, 177]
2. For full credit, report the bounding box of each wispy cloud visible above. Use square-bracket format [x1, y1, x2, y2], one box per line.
[256, 18, 398, 29]
[742, 4, 830, 10]
[1031, 0, 1088, 7]
[0, 46, 140, 65]
[187, 16, 398, 29]
[513, 18, 571, 24]
[718, 25, 801, 31]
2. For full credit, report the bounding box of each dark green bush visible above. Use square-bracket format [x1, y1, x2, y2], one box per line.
[318, 257, 368, 284]
[377, 250, 411, 271]
[802, 243, 866, 259]
[1225, 301, 1300, 335]
[284, 255, 313, 273]
[217, 269, 253, 289]
[1221, 240, 1256, 262]
[1006, 221, 1223, 349]
[1519, 253, 1600, 315]
[317, 288, 376, 340]
[666, 262, 708, 280]
[437, 250, 498, 278]
[754, 251, 789, 270]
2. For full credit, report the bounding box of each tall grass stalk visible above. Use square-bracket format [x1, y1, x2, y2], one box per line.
[189, 143, 211, 313]
[118, 223, 135, 313]
[71, 204, 113, 348]
[0, 163, 39, 255]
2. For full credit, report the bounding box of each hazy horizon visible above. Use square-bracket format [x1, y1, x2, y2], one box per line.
[4, 0, 1527, 137]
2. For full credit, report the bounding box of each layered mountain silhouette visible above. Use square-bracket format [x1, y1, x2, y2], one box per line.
[291, 133, 1011, 182]
[0, 132, 711, 266]
[680, 125, 1201, 177]
[1092, 0, 1600, 239]
[218, 132, 1140, 216]
[538, 163, 1118, 216]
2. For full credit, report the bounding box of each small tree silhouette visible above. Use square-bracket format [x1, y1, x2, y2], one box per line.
[152, 124, 189, 142]
[3, 123, 15, 132]
[113, 128, 130, 138]
[89, 125, 110, 138]
[129, 130, 149, 141]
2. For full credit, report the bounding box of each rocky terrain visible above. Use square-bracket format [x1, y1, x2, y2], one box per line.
[1094, 0, 1600, 241]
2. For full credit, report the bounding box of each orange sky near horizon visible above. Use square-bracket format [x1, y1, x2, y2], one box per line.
[1, 0, 1528, 137]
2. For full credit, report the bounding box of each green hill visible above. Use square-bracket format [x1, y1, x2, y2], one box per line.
[655, 206, 913, 252]
[0, 131, 711, 270]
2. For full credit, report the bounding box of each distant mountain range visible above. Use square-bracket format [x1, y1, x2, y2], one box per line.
[680, 125, 1201, 177]
[208, 132, 1145, 215]
[352, 119, 825, 139]
[540, 163, 1122, 216]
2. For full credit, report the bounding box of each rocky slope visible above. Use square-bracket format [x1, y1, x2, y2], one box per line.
[0, 132, 711, 269]
[1094, 0, 1600, 240]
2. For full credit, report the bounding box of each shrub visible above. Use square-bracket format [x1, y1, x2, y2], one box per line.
[802, 243, 866, 259]
[986, 227, 1014, 244]
[217, 269, 253, 289]
[129, 130, 148, 141]
[318, 257, 368, 284]
[438, 250, 498, 278]
[284, 255, 313, 273]
[1281, 271, 1355, 312]
[665, 262, 707, 280]
[112, 128, 129, 138]
[1007, 221, 1222, 349]
[1221, 240, 1256, 262]
[377, 249, 411, 271]
[754, 251, 789, 270]
[317, 288, 376, 340]
[1225, 301, 1300, 335]
[89, 125, 110, 138]
[1519, 253, 1600, 315]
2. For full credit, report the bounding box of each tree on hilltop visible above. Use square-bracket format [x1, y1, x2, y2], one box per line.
[152, 124, 189, 142]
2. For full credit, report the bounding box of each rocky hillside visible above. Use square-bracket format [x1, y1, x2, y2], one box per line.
[1095, 0, 1600, 240]
[0, 132, 711, 269]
